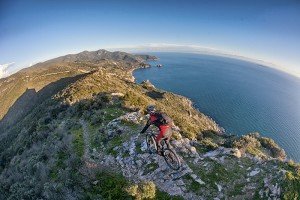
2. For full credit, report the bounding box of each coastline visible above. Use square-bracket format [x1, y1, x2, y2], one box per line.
[133, 56, 296, 162]
[132, 62, 225, 135]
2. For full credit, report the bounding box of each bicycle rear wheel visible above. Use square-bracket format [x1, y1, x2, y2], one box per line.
[163, 149, 181, 170]
[146, 134, 157, 154]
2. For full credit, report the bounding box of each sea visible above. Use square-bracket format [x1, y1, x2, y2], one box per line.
[133, 52, 300, 162]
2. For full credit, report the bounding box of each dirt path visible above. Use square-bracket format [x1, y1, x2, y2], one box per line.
[79, 119, 92, 161]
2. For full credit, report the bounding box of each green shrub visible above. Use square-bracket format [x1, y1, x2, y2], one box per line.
[259, 137, 286, 159]
[121, 118, 138, 128]
[282, 171, 300, 200]
[183, 174, 202, 193]
[155, 190, 184, 200]
[126, 181, 156, 200]
[200, 138, 218, 150]
[123, 91, 150, 109]
[64, 119, 79, 130]
[72, 128, 84, 157]
[86, 171, 131, 200]
[223, 135, 238, 148]
[90, 113, 103, 125]
[232, 134, 265, 157]
[100, 94, 113, 103]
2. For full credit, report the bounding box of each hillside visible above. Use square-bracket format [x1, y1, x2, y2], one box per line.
[0, 50, 299, 200]
[0, 49, 155, 130]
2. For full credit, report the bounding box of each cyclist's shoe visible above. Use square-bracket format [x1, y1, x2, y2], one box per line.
[157, 148, 163, 156]
[157, 150, 163, 156]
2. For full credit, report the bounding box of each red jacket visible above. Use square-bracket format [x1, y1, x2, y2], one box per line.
[141, 112, 171, 142]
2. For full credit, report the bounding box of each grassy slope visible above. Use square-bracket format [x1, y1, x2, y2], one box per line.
[56, 67, 221, 139]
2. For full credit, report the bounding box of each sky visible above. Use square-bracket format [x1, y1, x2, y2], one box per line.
[0, 0, 300, 78]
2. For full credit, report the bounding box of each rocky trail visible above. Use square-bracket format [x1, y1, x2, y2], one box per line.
[80, 119, 91, 161]
[80, 119, 101, 170]
[79, 112, 284, 200]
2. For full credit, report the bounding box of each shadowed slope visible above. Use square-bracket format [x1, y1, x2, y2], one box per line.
[0, 73, 87, 131]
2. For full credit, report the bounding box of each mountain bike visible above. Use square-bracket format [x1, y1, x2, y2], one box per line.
[146, 132, 181, 170]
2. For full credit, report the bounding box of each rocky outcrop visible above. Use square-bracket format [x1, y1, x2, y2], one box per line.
[81, 111, 285, 199]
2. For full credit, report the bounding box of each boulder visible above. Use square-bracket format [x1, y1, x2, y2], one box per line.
[232, 148, 242, 158]
[215, 183, 222, 192]
[249, 168, 260, 176]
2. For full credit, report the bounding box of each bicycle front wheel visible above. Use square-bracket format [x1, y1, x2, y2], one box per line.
[163, 149, 181, 170]
[146, 134, 157, 154]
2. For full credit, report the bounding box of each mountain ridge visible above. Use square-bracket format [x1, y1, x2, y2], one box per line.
[0, 50, 156, 125]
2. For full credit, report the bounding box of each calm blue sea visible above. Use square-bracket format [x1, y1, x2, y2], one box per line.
[134, 52, 300, 162]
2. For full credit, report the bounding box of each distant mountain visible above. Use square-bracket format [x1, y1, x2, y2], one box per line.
[34, 49, 156, 66]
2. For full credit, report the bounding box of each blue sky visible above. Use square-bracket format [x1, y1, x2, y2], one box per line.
[1, 0, 300, 77]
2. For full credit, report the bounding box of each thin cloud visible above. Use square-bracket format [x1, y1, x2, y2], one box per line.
[0, 62, 15, 79]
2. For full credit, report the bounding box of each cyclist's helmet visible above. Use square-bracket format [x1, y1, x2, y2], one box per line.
[146, 105, 156, 114]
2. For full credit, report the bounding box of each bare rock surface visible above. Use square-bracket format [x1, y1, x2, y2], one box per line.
[80, 111, 285, 199]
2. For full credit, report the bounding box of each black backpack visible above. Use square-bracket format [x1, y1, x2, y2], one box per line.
[156, 112, 173, 125]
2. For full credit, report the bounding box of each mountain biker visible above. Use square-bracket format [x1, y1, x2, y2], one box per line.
[140, 105, 173, 155]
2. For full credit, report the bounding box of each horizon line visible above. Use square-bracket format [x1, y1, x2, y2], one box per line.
[2, 44, 300, 79]
[107, 43, 300, 79]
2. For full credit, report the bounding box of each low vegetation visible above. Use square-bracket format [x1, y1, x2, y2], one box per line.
[280, 160, 300, 199]
[232, 132, 286, 160]
[56, 67, 221, 140]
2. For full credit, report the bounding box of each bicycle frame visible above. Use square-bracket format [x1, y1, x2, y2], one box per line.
[145, 132, 181, 170]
